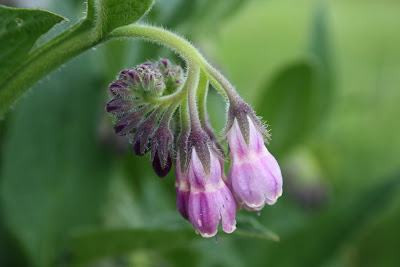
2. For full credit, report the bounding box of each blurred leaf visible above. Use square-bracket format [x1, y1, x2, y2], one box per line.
[0, 54, 112, 267]
[160, 246, 203, 267]
[309, 0, 334, 119]
[235, 215, 280, 242]
[68, 228, 197, 266]
[190, 0, 248, 34]
[352, 193, 400, 267]
[0, 5, 66, 82]
[0, 210, 29, 267]
[258, 61, 318, 156]
[252, 173, 400, 267]
[87, 0, 154, 36]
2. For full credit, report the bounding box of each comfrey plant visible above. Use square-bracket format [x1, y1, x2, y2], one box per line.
[0, 0, 282, 238]
[105, 43, 283, 237]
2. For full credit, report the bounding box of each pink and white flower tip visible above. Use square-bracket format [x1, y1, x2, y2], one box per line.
[226, 102, 283, 211]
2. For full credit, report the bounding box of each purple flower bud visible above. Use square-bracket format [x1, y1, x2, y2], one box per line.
[132, 140, 148, 156]
[119, 70, 128, 77]
[152, 152, 172, 178]
[122, 65, 165, 96]
[151, 123, 174, 178]
[160, 59, 170, 68]
[105, 99, 135, 114]
[132, 109, 159, 156]
[109, 82, 135, 98]
[113, 105, 150, 135]
[178, 148, 236, 238]
[126, 69, 142, 86]
[158, 59, 184, 93]
[227, 116, 283, 211]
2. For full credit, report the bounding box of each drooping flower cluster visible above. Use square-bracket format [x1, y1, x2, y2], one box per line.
[105, 59, 282, 238]
[106, 59, 183, 177]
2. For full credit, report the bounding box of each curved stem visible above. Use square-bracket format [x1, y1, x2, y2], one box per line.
[180, 97, 190, 132]
[201, 65, 235, 102]
[105, 24, 201, 63]
[0, 23, 241, 119]
[203, 70, 228, 101]
[185, 62, 201, 131]
[106, 24, 240, 104]
[150, 87, 185, 106]
[197, 69, 209, 127]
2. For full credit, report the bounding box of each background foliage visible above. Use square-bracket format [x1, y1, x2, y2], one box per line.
[1, 0, 400, 266]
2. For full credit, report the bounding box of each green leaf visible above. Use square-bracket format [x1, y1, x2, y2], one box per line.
[68, 228, 197, 266]
[0, 55, 112, 267]
[258, 61, 318, 156]
[0, 5, 66, 82]
[88, 0, 155, 36]
[248, 174, 400, 267]
[0, 0, 154, 118]
[352, 192, 400, 267]
[308, 0, 334, 119]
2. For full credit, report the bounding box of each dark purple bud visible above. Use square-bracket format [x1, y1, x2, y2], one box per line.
[109, 85, 134, 98]
[152, 152, 172, 178]
[109, 82, 124, 89]
[126, 69, 142, 88]
[133, 139, 148, 156]
[118, 70, 128, 79]
[132, 109, 159, 156]
[113, 106, 150, 135]
[105, 99, 135, 114]
[142, 61, 156, 67]
[151, 124, 174, 171]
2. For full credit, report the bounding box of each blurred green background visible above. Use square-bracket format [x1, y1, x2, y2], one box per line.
[1, 0, 400, 266]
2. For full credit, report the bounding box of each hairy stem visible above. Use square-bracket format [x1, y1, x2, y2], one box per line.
[185, 62, 201, 130]
[197, 69, 209, 127]
[0, 22, 239, 119]
[180, 97, 190, 132]
[106, 24, 238, 103]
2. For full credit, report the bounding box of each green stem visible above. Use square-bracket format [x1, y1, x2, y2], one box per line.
[203, 71, 228, 101]
[150, 87, 185, 106]
[185, 61, 201, 130]
[197, 69, 209, 127]
[160, 100, 179, 127]
[201, 62, 241, 103]
[106, 24, 239, 103]
[0, 22, 240, 119]
[105, 24, 201, 63]
[180, 97, 190, 132]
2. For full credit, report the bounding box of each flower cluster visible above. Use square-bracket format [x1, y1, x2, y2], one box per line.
[106, 59, 183, 177]
[106, 59, 282, 238]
